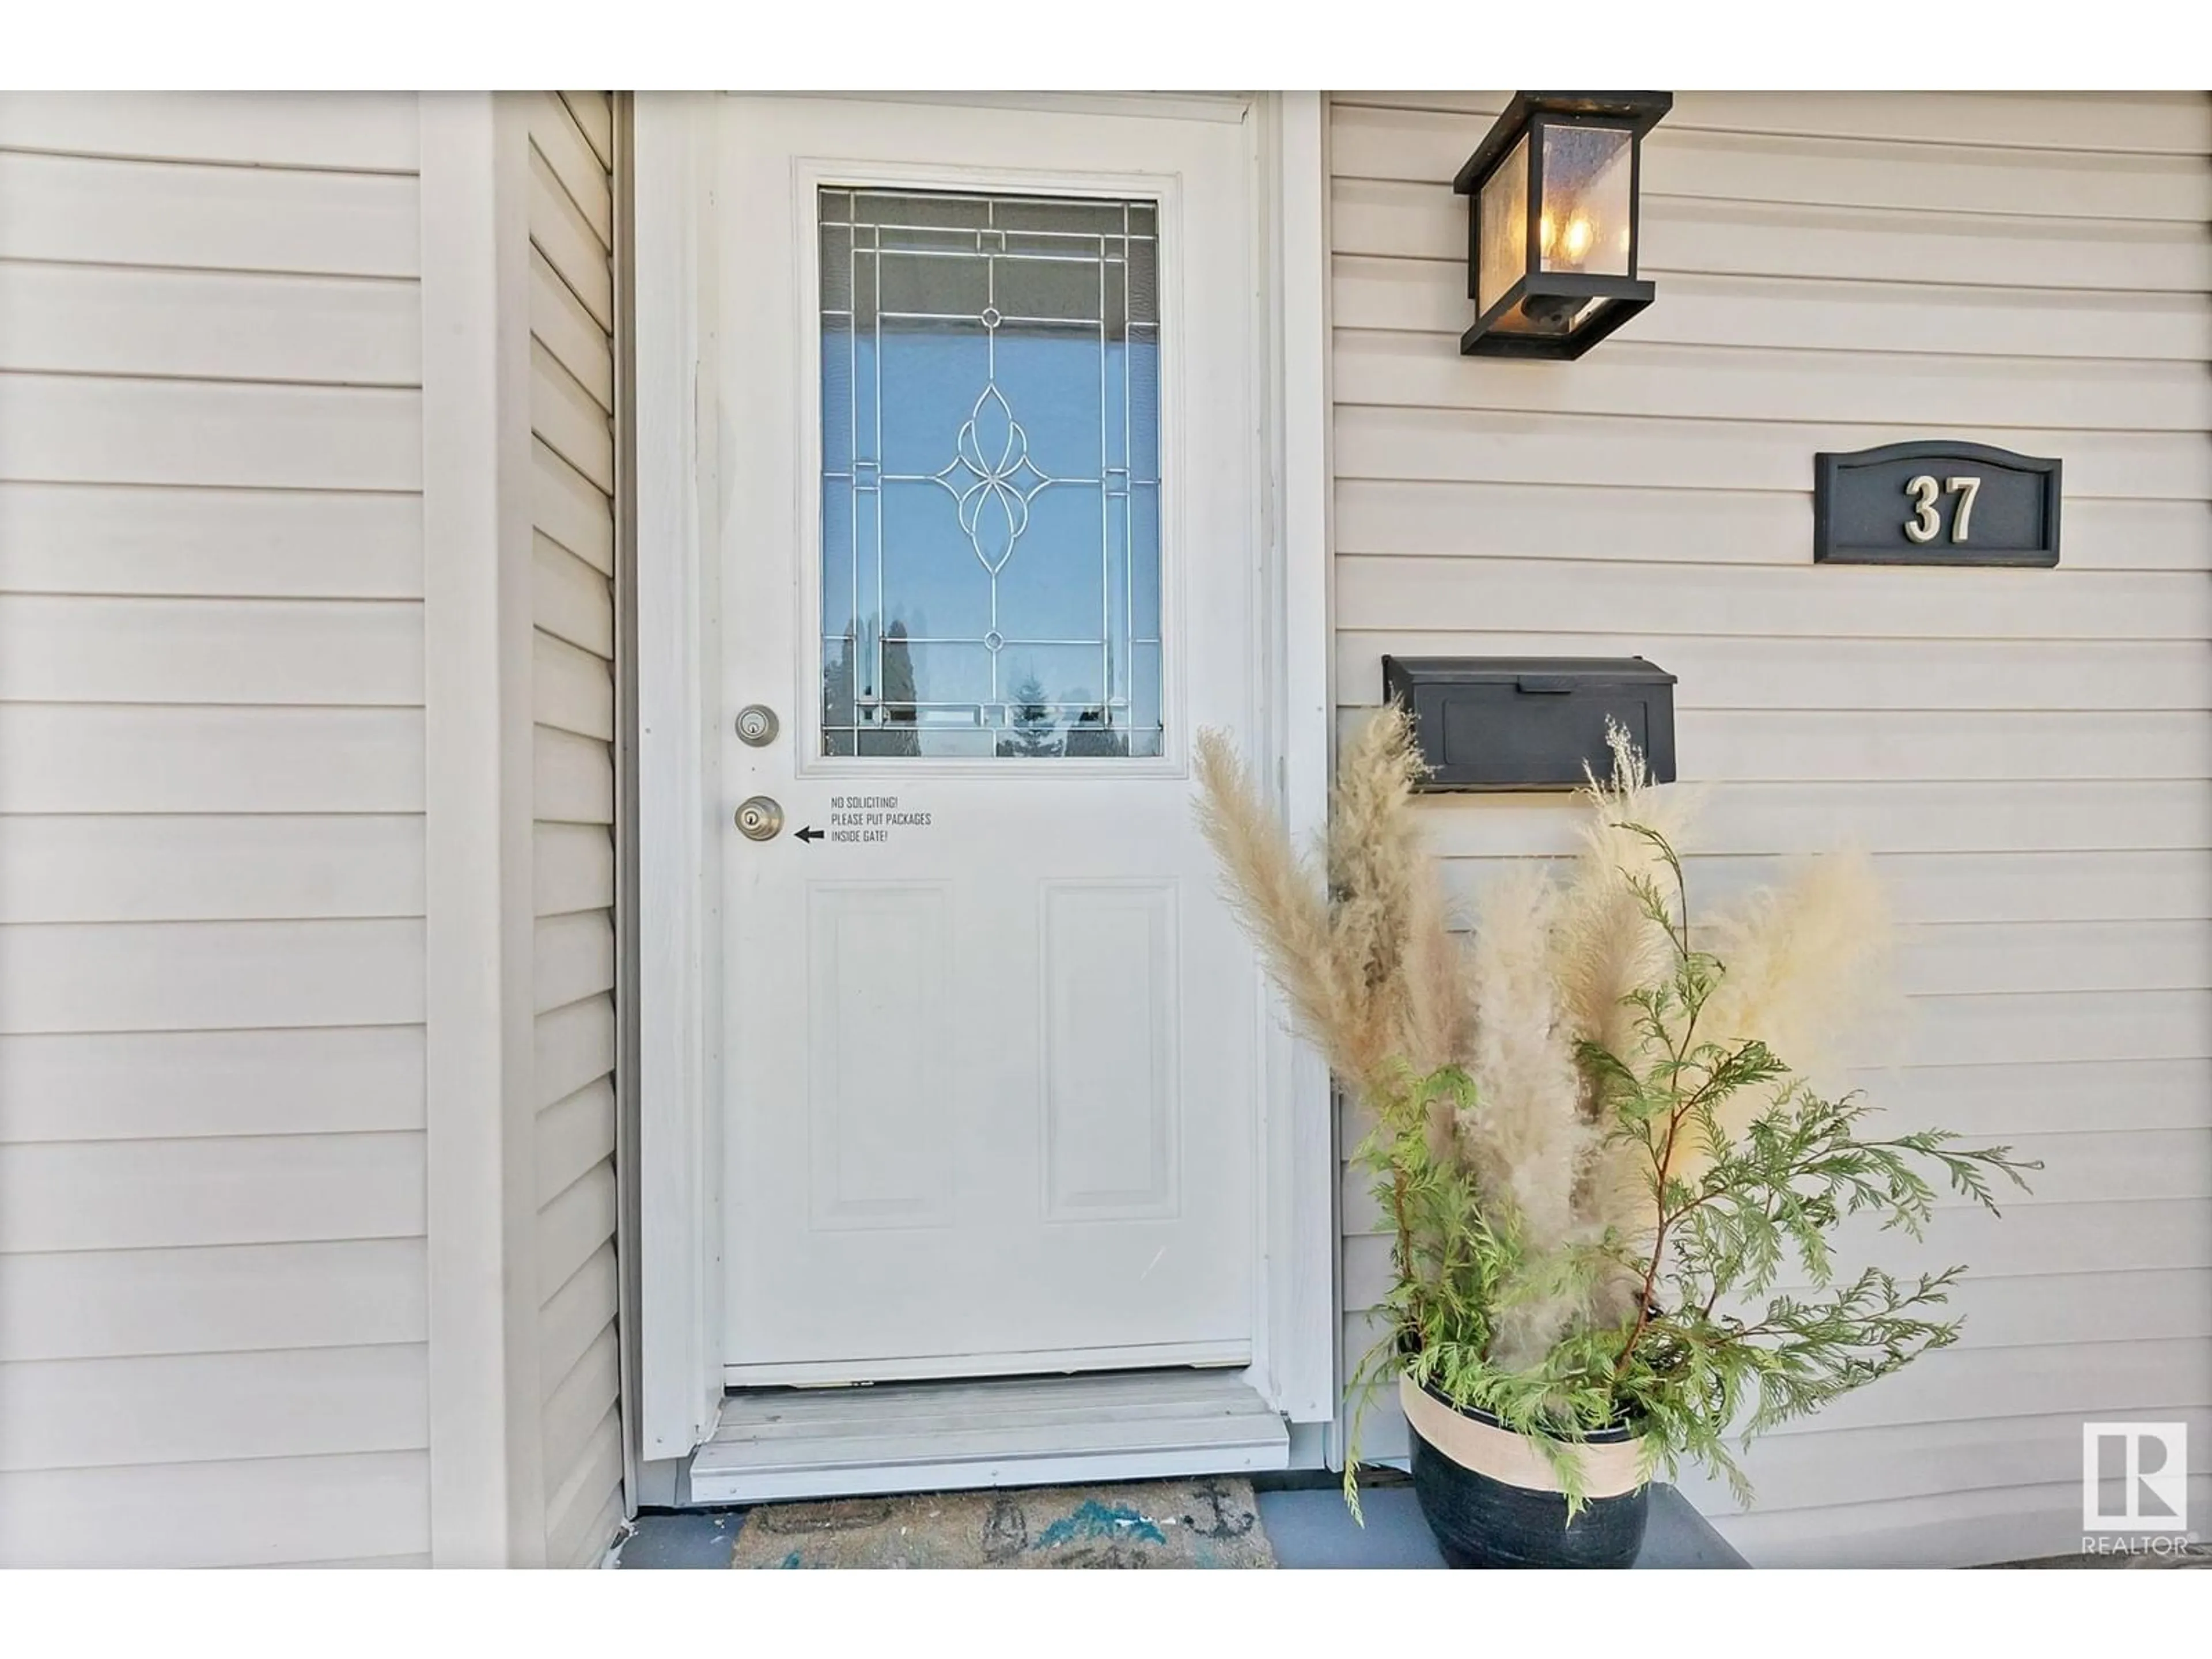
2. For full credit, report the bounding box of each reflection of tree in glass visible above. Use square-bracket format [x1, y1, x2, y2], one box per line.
[998, 673, 1063, 759]
[861, 620, 921, 758]
[1065, 707, 1130, 759]
[821, 628, 857, 756]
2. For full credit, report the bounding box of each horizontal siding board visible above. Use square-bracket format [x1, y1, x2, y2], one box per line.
[0, 92, 419, 172]
[0, 150, 421, 278]
[0, 596, 421, 705]
[562, 1486, 626, 1570]
[1337, 558, 2212, 640]
[1332, 482, 2211, 574]
[1332, 176, 2212, 291]
[0, 814, 423, 925]
[0, 482, 423, 600]
[1330, 102, 2212, 221]
[545, 1406, 624, 1568]
[1346, 706, 2212, 785]
[1712, 1475, 2212, 1569]
[1346, 1282, 2212, 1414]
[529, 247, 615, 413]
[1437, 849, 2212, 930]
[0, 704, 423, 812]
[529, 340, 615, 494]
[533, 440, 614, 575]
[1333, 256, 2212, 362]
[1412, 781, 2212, 858]
[535, 722, 615, 824]
[1344, 1198, 2212, 1313]
[1847, 1268, 2212, 1351]
[540, 1243, 620, 1399]
[0, 1449, 429, 1567]
[560, 92, 615, 172]
[1336, 633, 2212, 714]
[0, 1238, 426, 1362]
[1899, 989, 2212, 1067]
[0, 918, 424, 1035]
[1893, 918, 2212, 995]
[533, 534, 615, 657]
[0, 1025, 424, 1143]
[1648, 131, 2212, 224]
[537, 1158, 618, 1305]
[1344, 1193, 2212, 1315]
[1343, 1128, 2212, 1238]
[0, 1343, 426, 1472]
[1334, 407, 2209, 501]
[1677, 1405, 2212, 1519]
[535, 821, 613, 919]
[527, 94, 613, 252]
[536, 1079, 617, 1210]
[1763, 1338, 2212, 1441]
[541, 1325, 622, 1513]
[1854, 1058, 2212, 1139]
[1332, 91, 2212, 157]
[528, 147, 614, 332]
[533, 627, 615, 740]
[0, 1131, 424, 1253]
[0, 374, 421, 491]
[1334, 329, 2212, 433]
[0, 263, 420, 387]
[1677, 90, 2212, 155]
[535, 994, 616, 1112]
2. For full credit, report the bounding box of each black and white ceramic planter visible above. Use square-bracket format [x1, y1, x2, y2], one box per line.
[1399, 1373, 1650, 1569]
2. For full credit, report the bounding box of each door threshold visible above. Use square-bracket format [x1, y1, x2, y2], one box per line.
[687, 1368, 1290, 1505]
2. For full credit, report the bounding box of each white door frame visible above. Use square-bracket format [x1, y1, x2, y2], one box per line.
[633, 90, 1334, 1465]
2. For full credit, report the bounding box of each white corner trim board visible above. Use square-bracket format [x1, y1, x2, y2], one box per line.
[632, 92, 724, 1462]
[419, 90, 548, 1566]
[1270, 88, 1337, 1429]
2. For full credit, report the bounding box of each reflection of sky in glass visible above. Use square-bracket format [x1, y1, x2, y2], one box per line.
[819, 188, 1161, 759]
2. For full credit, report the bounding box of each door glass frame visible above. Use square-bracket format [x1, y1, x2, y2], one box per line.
[789, 156, 1190, 780]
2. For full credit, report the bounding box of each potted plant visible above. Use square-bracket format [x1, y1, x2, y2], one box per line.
[1194, 710, 2036, 1569]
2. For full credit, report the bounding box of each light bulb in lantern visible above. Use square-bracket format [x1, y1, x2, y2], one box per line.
[1562, 215, 1593, 263]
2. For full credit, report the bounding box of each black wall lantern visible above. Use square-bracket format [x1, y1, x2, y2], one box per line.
[1452, 91, 1672, 359]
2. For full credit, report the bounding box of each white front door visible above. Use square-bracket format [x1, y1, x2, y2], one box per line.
[714, 94, 1267, 1384]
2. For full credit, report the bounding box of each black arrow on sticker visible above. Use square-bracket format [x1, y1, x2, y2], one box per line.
[795, 825, 825, 844]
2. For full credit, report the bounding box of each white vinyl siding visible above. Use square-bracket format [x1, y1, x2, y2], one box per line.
[0, 93, 430, 1567]
[1327, 90, 2212, 1566]
[527, 89, 627, 1571]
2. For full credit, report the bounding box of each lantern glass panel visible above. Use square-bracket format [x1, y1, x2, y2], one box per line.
[1537, 122, 1633, 279]
[1475, 131, 1531, 316]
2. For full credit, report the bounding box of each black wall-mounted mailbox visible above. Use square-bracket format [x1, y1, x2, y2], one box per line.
[1381, 656, 1677, 793]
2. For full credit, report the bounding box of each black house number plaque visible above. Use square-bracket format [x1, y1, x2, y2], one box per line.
[1813, 440, 2061, 567]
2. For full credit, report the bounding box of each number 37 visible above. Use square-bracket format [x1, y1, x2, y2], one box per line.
[1904, 474, 1981, 545]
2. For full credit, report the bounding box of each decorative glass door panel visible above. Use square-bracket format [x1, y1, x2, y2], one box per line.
[817, 187, 1162, 759]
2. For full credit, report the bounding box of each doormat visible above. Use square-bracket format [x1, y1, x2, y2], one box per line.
[729, 1476, 1277, 1569]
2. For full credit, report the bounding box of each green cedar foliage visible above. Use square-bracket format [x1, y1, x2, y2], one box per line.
[1344, 822, 2039, 1521]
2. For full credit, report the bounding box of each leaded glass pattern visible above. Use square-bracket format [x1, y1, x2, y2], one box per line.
[818, 187, 1162, 759]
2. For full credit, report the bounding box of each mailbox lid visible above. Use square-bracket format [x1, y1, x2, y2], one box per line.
[1381, 655, 1677, 792]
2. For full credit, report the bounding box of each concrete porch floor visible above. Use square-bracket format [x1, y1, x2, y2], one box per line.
[610, 1472, 1749, 1569]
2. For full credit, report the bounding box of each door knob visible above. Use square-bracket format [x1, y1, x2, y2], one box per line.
[735, 797, 784, 842]
[736, 704, 779, 746]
